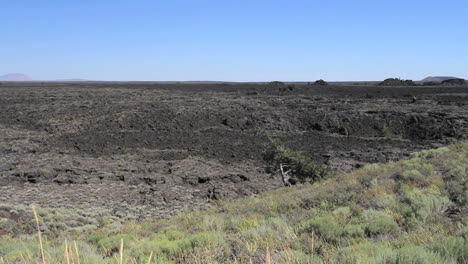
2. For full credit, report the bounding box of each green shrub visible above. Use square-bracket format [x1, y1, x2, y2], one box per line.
[398, 184, 452, 227]
[411, 147, 450, 159]
[302, 216, 342, 242]
[189, 231, 227, 249]
[400, 158, 437, 184]
[343, 224, 365, 238]
[381, 123, 393, 138]
[98, 234, 135, 254]
[401, 169, 426, 182]
[276, 249, 324, 264]
[70, 224, 98, 233]
[444, 165, 467, 206]
[130, 238, 189, 258]
[0, 240, 39, 261]
[393, 245, 448, 264]
[431, 235, 467, 262]
[239, 217, 296, 249]
[0, 218, 9, 229]
[366, 215, 398, 236]
[226, 214, 261, 232]
[335, 242, 396, 264]
[336, 243, 449, 264]
[129, 231, 228, 261]
[164, 226, 186, 240]
[373, 193, 397, 209]
[331, 206, 352, 220]
[86, 233, 108, 245]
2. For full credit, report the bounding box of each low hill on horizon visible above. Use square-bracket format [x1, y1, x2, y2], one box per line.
[421, 76, 459, 83]
[53, 78, 90, 82]
[0, 73, 32, 81]
[0, 74, 92, 82]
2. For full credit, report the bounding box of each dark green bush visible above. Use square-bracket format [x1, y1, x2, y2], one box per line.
[380, 123, 393, 138]
[262, 139, 332, 184]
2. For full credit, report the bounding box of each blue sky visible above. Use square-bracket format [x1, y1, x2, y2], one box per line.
[1, 0, 467, 81]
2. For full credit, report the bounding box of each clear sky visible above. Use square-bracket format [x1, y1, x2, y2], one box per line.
[1, 0, 467, 81]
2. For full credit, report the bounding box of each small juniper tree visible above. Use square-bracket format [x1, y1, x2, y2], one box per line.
[262, 139, 332, 185]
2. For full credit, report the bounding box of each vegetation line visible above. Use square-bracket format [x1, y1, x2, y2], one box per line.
[0, 142, 466, 263]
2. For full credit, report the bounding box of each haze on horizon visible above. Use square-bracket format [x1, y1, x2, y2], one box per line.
[1, 0, 467, 82]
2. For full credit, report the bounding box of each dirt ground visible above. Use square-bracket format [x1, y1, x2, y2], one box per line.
[0, 82, 466, 221]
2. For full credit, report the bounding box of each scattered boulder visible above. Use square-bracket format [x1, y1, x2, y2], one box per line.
[197, 176, 210, 184]
[208, 187, 221, 200]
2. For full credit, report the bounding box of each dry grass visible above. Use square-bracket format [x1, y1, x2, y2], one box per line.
[145, 252, 153, 264]
[265, 245, 271, 264]
[32, 204, 46, 264]
[119, 239, 123, 264]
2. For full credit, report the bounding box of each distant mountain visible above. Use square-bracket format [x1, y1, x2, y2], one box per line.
[0, 74, 93, 82]
[420, 76, 457, 83]
[0, 73, 32, 81]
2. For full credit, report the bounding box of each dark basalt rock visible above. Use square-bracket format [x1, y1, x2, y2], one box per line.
[0, 82, 465, 222]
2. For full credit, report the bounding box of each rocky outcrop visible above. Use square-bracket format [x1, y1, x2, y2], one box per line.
[379, 78, 416, 86]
